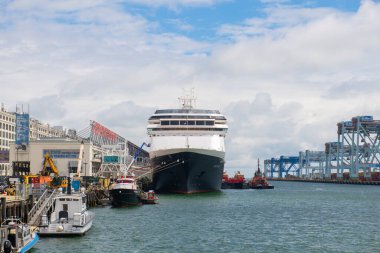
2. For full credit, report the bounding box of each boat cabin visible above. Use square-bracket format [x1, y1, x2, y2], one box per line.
[0, 218, 32, 250]
[43, 193, 88, 227]
[112, 175, 137, 190]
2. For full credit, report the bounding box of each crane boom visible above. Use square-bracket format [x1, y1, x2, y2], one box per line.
[123, 142, 148, 174]
[42, 153, 59, 176]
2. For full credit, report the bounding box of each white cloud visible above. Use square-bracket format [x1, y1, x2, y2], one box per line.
[1, 0, 380, 169]
[125, 0, 224, 9]
[8, 0, 111, 12]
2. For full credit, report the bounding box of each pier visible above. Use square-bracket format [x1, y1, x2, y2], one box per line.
[265, 115, 380, 183]
[269, 178, 380, 186]
[0, 196, 32, 224]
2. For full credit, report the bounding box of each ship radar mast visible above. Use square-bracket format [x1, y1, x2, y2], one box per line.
[178, 88, 197, 109]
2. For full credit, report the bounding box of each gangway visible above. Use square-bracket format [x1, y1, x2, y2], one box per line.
[28, 189, 58, 226]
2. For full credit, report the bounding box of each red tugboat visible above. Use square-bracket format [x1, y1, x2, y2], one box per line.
[221, 171, 248, 189]
[249, 159, 274, 189]
[140, 190, 158, 204]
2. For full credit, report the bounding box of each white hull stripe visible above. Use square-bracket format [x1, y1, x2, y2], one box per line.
[150, 148, 225, 159]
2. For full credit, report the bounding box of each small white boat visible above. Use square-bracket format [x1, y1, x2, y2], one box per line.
[109, 173, 142, 207]
[0, 217, 39, 253]
[38, 186, 95, 236]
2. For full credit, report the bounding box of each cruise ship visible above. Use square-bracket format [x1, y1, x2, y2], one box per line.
[147, 94, 228, 193]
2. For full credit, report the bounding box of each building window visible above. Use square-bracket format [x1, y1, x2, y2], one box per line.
[43, 149, 80, 159]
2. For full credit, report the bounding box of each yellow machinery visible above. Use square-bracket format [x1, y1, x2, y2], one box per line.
[41, 153, 59, 177]
[23, 175, 39, 185]
[99, 177, 110, 188]
[40, 153, 68, 188]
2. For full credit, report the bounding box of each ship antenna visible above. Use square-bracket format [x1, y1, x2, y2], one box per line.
[257, 158, 261, 173]
[178, 88, 197, 109]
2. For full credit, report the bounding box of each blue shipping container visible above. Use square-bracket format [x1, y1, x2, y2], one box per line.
[72, 180, 80, 191]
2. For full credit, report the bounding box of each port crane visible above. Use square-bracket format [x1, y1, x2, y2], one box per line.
[122, 142, 149, 175]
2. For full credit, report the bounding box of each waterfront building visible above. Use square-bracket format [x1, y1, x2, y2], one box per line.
[9, 138, 149, 177]
[9, 138, 101, 177]
[29, 118, 67, 140]
[0, 103, 67, 175]
[0, 106, 16, 173]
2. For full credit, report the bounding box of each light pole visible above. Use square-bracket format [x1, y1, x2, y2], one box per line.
[83, 162, 88, 189]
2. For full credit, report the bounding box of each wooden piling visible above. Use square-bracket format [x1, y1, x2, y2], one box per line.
[21, 201, 25, 223]
[1, 197, 6, 223]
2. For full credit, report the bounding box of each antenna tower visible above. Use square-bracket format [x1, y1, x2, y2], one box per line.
[178, 88, 197, 109]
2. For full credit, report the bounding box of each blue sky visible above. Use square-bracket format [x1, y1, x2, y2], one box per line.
[1, 0, 380, 168]
[121, 0, 365, 41]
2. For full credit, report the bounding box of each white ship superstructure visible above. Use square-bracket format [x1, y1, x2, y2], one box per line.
[148, 110, 228, 158]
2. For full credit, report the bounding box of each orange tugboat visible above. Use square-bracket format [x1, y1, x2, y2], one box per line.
[221, 171, 248, 189]
[249, 159, 274, 189]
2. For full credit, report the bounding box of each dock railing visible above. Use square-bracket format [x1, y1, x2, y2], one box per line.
[28, 188, 49, 222]
[28, 189, 58, 226]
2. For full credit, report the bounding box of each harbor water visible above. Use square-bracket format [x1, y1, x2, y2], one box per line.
[34, 181, 380, 252]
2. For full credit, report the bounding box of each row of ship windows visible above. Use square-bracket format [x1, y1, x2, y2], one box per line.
[150, 115, 226, 120]
[149, 128, 226, 131]
[161, 120, 214, 126]
[155, 109, 220, 114]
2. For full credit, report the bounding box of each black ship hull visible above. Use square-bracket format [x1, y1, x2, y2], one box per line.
[109, 189, 141, 207]
[151, 151, 224, 194]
